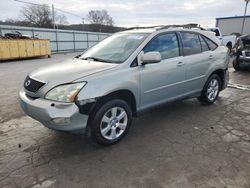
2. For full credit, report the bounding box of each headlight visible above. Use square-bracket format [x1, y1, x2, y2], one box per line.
[45, 82, 86, 102]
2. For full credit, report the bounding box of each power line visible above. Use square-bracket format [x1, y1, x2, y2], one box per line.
[14, 0, 42, 6]
[14, 0, 83, 22]
[54, 7, 83, 19]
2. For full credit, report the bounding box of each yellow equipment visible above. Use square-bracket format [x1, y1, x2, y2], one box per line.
[0, 39, 51, 61]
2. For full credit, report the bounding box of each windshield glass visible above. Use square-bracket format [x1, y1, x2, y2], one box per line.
[80, 33, 148, 64]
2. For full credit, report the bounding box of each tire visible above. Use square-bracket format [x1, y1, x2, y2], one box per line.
[232, 56, 241, 71]
[199, 74, 221, 105]
[89, 99, 132, 145]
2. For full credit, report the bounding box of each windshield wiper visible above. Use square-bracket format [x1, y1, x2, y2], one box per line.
[81, 57, 113, 63]
[74, 54, 82, 58]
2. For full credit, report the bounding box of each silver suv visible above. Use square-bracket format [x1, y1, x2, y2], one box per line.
[20, 27, 229, 145]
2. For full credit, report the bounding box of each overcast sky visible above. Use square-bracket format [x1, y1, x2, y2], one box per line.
[0, 0, 249, 27]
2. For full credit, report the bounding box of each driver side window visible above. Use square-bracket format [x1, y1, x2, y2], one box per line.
[143, 33, 180, 60]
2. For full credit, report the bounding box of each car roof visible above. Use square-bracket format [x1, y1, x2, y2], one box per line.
[121, 27, 211, 34]
[120, 27, 220, 45]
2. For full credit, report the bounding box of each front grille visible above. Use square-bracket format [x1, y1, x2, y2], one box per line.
[24, 76, 45, 92]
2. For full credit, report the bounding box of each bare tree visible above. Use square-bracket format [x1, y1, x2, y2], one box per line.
[4, 19, 15, 24]
[87, 10, 114, 26]
[21, 4, 52, 27]
[56, 14, 68, 25]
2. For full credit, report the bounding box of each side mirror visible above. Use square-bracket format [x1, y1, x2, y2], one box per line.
[141, 52, 162, 65]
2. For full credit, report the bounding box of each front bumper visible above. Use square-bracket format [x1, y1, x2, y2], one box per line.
[19, 90, 89, 132]
[239, 51, 250, 62]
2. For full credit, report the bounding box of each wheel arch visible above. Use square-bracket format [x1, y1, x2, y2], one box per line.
[226, 41, 232, 49]
[98, 89, 137, 117]
[208, 69, 225, 91]
[81, 89, 137, 118]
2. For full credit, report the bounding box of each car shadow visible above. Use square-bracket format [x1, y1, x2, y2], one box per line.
[36, 98, 211, 158]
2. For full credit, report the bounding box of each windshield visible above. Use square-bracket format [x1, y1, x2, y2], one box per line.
[80, 33, 148, 64]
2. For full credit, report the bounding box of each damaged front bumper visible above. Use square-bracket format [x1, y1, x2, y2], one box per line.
[239, 51, 250, 62]
[19, 90, 89, 132]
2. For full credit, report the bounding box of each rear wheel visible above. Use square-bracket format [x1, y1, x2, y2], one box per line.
[199, 74, 221, 105]
[89, 99, 132, 145]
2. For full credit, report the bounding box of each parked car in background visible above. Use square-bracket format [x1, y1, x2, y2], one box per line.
[232, 34, 250, 70]
[208, 27, 236, 50]
[19, 26, 230, 145]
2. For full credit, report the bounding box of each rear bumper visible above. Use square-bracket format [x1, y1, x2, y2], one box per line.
[222, 69, 229, 90]
[19, 90, 88, 132]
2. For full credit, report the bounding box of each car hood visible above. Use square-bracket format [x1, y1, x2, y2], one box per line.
[233, 35, 250, 54]
[30, 58, 118, 84]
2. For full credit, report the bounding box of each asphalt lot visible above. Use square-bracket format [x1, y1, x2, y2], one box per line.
[0, 53, 250, 188]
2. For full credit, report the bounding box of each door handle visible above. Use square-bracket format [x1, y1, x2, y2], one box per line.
[209, 55, 214, 59]
[177, 62, 185, 67]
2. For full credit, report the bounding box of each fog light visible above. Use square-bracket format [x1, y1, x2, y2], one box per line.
[52, 118, 71, 125]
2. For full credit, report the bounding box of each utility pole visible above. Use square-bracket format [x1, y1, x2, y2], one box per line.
[241, 0, 250, 34]
[52, 4, 55, 29]
[82, 18, 84, 31]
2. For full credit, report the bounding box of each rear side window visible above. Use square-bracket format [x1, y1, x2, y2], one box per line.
[199, 35, 210, 52]
[180, 32, 202, 56]
[203, 36, 218, 50]
[143, 33, 180, 60]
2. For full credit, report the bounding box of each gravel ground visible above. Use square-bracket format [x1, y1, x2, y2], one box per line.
[0, 54, 250, 188]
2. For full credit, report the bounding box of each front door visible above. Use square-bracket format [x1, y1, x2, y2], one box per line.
[139, 32, 186, 111]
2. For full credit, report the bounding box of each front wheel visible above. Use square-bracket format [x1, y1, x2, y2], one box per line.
[89, 99, 132, 145]
[199, 74, 221, 105]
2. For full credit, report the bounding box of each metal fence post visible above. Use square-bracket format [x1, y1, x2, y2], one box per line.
[55, 30, 59, 53]
[73, 32, 76, 52]
[86, 33, 89, 48]
[0, 26, 2, 36]
[31, 28, 35, 38]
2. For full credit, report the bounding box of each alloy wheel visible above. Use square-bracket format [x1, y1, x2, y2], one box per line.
[207, 78, 219, 101]
[100, 107, 128, 140]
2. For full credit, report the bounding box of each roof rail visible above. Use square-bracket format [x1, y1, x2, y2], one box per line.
[124, 25, 164, 31]
[124, 24, 206, 31]
[157, 24, 206, 30]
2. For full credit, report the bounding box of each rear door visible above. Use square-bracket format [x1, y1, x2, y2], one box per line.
[179, 32, 213, 94]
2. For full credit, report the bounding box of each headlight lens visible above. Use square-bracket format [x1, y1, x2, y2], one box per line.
[45, 82, 86, 102]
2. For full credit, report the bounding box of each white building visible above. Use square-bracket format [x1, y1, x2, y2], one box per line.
[216, 15, 250, 35]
